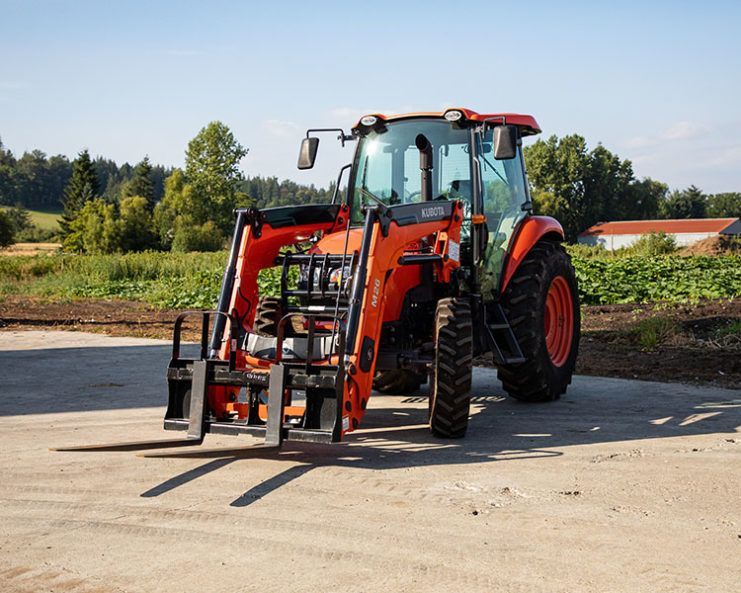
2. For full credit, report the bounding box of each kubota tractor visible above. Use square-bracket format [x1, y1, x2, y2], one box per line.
[59, 108, 580, 453]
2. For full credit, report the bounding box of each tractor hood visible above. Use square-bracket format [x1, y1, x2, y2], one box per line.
[313, 228, 364, 256]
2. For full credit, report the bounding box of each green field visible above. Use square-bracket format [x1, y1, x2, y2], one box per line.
[0, 206, 62, 231]
[0, 249, 739, 309]
[26, 208, 62, 231]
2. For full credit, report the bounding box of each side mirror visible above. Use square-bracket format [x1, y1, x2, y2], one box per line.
[297, 137, 319, 169]
[492, 125, 518, 160]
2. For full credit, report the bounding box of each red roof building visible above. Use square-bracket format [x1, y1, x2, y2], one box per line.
[578, 218, 740, 250]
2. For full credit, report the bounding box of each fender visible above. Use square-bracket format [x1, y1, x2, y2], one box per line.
[499, 215, 565, 293]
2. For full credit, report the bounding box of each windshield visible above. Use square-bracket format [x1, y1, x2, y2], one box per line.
[350, 119, 472, 225]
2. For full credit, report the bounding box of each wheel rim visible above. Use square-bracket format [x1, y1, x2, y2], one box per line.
[544, 275, 574, 367]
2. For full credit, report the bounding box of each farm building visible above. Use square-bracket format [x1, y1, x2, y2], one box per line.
[578, 218, 741, 250]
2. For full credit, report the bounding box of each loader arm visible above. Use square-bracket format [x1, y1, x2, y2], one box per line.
[339, 200, 464, 433]
[160, 200, 464, 448]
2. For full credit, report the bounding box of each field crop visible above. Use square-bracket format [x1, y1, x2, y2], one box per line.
[0, 250, 738, 309]
[572, 255, 741, 305]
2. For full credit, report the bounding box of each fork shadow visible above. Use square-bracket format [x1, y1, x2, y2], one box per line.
[138, 377, 741, 506]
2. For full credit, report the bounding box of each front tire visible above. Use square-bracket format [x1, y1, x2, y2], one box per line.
[253, 297, 282, 336]
[429, 297, 473, 438]
[497, 241, 580, 402]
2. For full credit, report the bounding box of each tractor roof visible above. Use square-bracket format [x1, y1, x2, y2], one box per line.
[354, 109, 541, 136]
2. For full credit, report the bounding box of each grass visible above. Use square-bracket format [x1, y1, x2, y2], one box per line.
[632, 317, 679, 350]
[0, 250, 289, 309]
[0, 206, 62, 231]
[26, 208, 62, 231]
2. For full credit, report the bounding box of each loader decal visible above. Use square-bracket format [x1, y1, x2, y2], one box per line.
[370, 278, 381, 308]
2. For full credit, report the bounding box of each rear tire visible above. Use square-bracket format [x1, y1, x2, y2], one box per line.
[429, 297, 473, 438]
[497, 241, 580, 402]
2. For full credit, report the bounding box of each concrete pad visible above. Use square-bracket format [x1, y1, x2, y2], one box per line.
[0, 331, 739, 593]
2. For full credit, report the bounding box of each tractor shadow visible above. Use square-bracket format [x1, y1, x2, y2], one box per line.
[139, 376, 741, 506]
[5, 341, 736, 504]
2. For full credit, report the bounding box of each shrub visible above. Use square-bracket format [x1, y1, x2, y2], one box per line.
[171, 219, 225, 252]
[628, 231, 677, 256]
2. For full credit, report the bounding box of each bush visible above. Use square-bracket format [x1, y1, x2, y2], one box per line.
[628, 232, 677, 256]
[16, 225, 58, 242]
[171, 219, 225, 252]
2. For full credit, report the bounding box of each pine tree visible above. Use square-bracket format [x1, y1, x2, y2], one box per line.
[123, 156, 155, 207]
[60, 150, 99, 237]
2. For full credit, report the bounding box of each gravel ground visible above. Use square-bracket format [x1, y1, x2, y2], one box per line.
[0, 331, 739, 593]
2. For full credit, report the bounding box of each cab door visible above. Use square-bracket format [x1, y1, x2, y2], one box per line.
[474, 127, 530, 297]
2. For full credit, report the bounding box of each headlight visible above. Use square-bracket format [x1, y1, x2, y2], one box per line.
[329, 265, 353, 289]
[299, 263, 353, 294]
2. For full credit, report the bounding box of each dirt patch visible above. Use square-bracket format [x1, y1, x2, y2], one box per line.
[0, 242, 61, 256]
[680, 235, 740, 256]
[1, 296, 739, 389]
[485, 299, 739, 389]
[0, 297, 202, 340]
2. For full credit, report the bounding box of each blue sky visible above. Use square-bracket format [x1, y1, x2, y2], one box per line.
[1, 0, 740, 193]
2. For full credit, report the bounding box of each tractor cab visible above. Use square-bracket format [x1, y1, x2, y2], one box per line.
[302, 109, 541, 297]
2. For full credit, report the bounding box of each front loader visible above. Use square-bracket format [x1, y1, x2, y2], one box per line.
[57, 108, 580, 453]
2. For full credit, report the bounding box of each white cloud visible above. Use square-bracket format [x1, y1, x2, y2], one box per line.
[661, 121, 708, 141]
[263, 119, 301, 138]
[624, 120, 710, 150]
[698, 144, 741, 168]
[624, 135, 654, 149]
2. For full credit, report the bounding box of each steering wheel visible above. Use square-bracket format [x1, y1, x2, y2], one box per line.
[405, 190, 421, 203]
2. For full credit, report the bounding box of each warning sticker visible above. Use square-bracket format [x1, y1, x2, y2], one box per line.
[342, 416, 350, 431]
[448, 240, 460, 263]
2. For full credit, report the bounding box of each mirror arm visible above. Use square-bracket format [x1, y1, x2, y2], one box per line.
[305, 128, 355, 147]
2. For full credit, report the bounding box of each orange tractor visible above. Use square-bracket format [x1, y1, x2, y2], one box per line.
[61, 109, 580, 452]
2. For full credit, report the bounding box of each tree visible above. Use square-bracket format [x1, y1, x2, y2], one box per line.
[60, 150, 99, 237]
[626, 178, 668, 220]
[524, 134, 592, 241]
[123, 157, 155, 207]
[153, 169, 225, 252]
[0, 137, 18, 206]
[119, 196, 158, 251]
[0, 209, 15, 247]
[63, 198, 126, 253]
[525, 135, 696, 240]
[3, 204, 31, 235]
[185, 121, 249, 230]
[706, 192, 740, 218]
[660, 185, 706, 219]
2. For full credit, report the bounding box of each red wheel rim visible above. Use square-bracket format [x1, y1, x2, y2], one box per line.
[544, 275, 574, 367]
